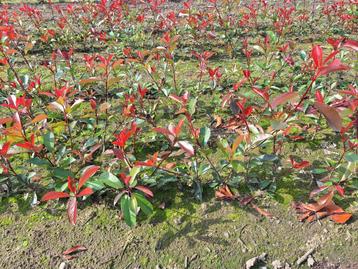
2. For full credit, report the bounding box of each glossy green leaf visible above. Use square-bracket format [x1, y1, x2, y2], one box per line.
[199, 127, 211, 147]
[121, 195, 137, 227]
[133, 193, 153, 216]
[43, 132, 55, 152]
[98, 172, 124, 189]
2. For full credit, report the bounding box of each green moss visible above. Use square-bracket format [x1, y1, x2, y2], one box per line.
[93, 209, 117, 226]
[275, 175, 309, 204]
[28, 210, 57, 224]
[139, 256, 149, 266]
[0, 215, 14, 226]
[39, 256, 50, 266]
[225, 208, 245, 221]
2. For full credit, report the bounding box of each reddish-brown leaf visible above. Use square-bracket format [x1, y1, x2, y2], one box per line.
[76, 187, 94, 197]
[270, 92, 298, 109]
[335, 185, 345, 197]
[215, 185, 235, 200]
[309, 185, 330, 198]
[41, 191, 69, 201]
[31, 114, 47, 124]
[317, 59, 350, 76]
[63, 245, 87, 255]
[290, 157, 311, 169]
[314, 102, 342, 132]
[135, 186, 154, 198]
[342, 39, 358, 51]
[329, 213, 352, 224]
[316, 190, 334, 207]
[252, 87, 269, 102]
[251, 204, 273, 218]
[67, 197, 77, 225]
[239, 195, 254, 206]
[311, 45, 323, 68]
[177, 141, 195, 157]
[78, 165, 100, 190]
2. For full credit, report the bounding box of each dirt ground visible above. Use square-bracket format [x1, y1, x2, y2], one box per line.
[0, 188, 357, 269]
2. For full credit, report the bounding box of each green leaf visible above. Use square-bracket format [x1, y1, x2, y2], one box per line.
[311, 168, 327, 174]
[188, 97, 197, 115]
[129, 166, 141, 182]
[198, 163, 211, 176]
[130, 195, 138, 213]
[194, 180, 203, 201]
[85, 180, 105, 191]
[299, 50, 307, 61]
[53, 168, 74, 179]
[133, 192, 153, 216]
[43, 132, 55, 152]
[98, 172, 124, 189]
[266, 30, 277, 44]
[199, 127, 211, 147]
[121, 195, 137, 227]
[345, 153, 358, 163]
[157, 176, 177, 188]
[28, 157, 51, 167]
[252, 45, 265, 54]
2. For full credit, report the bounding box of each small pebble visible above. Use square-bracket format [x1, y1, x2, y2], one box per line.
[59, 262, 68, 269]
[272, 260, 284, 269]
[307, 255, 315, 267]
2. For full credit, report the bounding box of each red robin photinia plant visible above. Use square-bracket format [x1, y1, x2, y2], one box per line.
[0, 0, 356, 227]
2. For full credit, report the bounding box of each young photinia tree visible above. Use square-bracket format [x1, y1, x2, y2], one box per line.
[41, 166, 100, 225]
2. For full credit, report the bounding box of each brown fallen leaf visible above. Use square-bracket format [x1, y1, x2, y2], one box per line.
[293, 190, 351, 224]
[62, 245, 87, 260]
[215, 185, 236, 200]
[251, 204, 273, 218]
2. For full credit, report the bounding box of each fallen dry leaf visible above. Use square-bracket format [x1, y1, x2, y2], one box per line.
[251, 204, 273, 218]
[293, 190, 351, 224]
[62, 245, 87, 260]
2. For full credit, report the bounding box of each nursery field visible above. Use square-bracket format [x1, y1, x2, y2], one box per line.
[0, 0, 357, 268]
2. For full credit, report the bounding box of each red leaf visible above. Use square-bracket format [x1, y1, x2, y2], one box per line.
[317, 59, 350, 76]
[119, 173, 131, 186]
[78, 165, 100, 190]
[329, 213, 352, 224]
[315, 90, 324, 103]
[215, 185, 235, 200]
[314, 102, 343, 132]
[251, 204, 273, 218]
[311, 45, 323, 68]
[63, 245, 87, 255]
[41, 191, 69, 201]
[309, 185, 330, 198]
[342, 39, 358, 51]
[0, 142, 11, 156]
[316, 190, 334, 207]
[290, 157, 311, 169]
[252, 87, 269, 102]
[76, 187, 94, 197]
[240, 195, 254, 206]
[0, 117, 12, 125]
[135, 152, 158, 167]
[270, 92, 298, 109]
[335, 185, 345, 197]
[67, 197, 77, 225]
[177, 141, 195, 157]
[67, 176, 76, 194]
[172, 118, 185, 137]
[135, 186, 154, 198]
